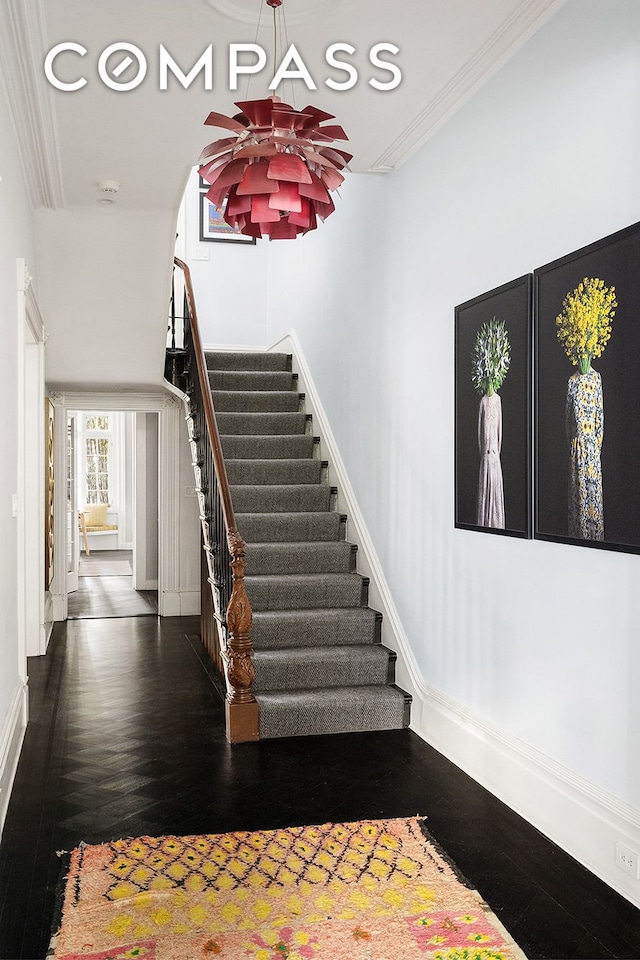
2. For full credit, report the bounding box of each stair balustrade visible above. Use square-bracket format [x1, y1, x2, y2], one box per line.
[167, 258, 259, 743]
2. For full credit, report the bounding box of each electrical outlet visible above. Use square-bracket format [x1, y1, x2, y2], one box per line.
[615, 841, 640, 878]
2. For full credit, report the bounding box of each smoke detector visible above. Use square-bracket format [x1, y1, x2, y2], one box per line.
[97, 180, 120, 204]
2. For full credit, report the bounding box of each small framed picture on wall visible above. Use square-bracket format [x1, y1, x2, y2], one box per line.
[199, 194, 256, 244]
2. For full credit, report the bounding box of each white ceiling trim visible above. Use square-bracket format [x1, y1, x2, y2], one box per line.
[370, 0, 568, 173]
[0, 0, 65, 209]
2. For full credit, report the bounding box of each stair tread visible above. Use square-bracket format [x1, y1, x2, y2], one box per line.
[257, 684, 407, 699]
[246, 572, 366, 583]
[231, 483, 328, 491]
[247, 541, 353, 551]
[252, 607, 377, 620]
[212, 390, 299, 398]
[253, 644, 389, 662]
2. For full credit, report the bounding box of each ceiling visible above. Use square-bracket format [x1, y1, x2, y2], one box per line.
[20, 0, 566, 212]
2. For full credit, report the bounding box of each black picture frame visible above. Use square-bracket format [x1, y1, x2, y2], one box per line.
[199, 194, 257, 245]
[455, 274, 532, 538]
[534, 221, 640, 553]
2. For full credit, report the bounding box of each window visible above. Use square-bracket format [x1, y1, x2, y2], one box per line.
[83, 413, 112, 505]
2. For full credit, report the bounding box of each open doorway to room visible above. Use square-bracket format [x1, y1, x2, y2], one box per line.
[66, 409, 159, 619]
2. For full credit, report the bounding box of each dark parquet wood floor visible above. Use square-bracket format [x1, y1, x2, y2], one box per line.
[67, 550, 157, 619]
[0, 615, 638, 960]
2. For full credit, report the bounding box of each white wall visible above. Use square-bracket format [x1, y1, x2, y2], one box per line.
[35, 205, 176, 390]
[259, 0, 640, 902]
[0, 88, 36, 832]
[182, 170, 270, 348]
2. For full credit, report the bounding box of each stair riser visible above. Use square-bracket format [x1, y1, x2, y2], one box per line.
[251, 610, 382, 649]
[226, 460, 322, 485]
[206, 351, 290, 371]
[246, 576, 368, 611]
[218, 413, 308, 436]
[236, 513, 344, 543]
[210, 371, 295, 392]
[231, 485, 331, 514]
[253, 648, 393, 691]
[212, 391, 302, 413]
[255, 686, 408, 739]
[221, 436, 316, 460]
[246, 543, 356, 576]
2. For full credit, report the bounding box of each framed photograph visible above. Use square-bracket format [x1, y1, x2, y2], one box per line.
[199, 194, 256, 244]
[534, 221, 640, 553]
[455, 274, 532, 538]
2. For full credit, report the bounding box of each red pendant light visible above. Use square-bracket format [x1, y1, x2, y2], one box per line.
[197, 0, 351, 239]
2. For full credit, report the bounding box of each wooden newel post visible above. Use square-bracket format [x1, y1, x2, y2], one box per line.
[224, 529, 259, 742]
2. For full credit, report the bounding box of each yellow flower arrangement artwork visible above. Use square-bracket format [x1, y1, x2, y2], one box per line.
[555, 277, 617, 374]
[556, 277, 616, 542]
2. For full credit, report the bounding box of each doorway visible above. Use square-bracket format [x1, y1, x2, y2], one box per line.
[66, 409, 159, 620]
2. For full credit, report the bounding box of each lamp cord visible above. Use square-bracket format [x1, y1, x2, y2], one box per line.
[244, 0, 266, 100]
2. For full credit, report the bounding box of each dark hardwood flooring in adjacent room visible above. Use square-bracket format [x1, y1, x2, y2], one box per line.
[0, 616, 638, 960]
[67, 550, 157, 619]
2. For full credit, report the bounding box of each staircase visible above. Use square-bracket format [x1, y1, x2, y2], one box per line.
[207, 350, 411, 739]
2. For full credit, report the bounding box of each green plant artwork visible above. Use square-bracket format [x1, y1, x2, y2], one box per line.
[472, 318, 511, 529]
[471, 318, 511, 396]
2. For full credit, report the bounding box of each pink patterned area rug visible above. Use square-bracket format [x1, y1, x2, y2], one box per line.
[49, 817, 527, 960]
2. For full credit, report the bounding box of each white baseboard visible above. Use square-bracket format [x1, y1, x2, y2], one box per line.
[160, 590, 200, 617]
[51, 591, 66, 622]
[179, 591, 201, 616]
[414, 685, 640, 910]
[0, 680, 28, 840]
[43, 595, 54, 651]
[268, 328, 640, 911]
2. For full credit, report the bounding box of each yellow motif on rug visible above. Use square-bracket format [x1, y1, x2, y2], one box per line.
[51, 817, 527, 960]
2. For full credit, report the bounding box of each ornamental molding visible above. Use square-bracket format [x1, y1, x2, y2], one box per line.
[26, 284, 45, 344]
[60, 391, 170, 411]
[0, 0, 65, 208]
[371, 0, 568, 172]
[200, 0, 347, 27]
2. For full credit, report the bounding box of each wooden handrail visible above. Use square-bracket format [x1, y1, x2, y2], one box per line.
[173, 256, 259, 743]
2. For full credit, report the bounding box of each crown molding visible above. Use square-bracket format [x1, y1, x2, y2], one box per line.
[0, 0, 65, 208]
[370, 0, 568, 173]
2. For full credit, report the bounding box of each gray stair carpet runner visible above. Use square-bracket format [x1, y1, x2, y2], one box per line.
[207, 350, 411, 740]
